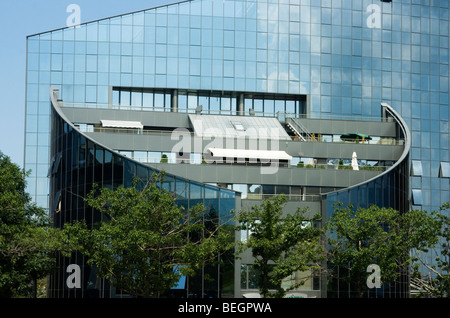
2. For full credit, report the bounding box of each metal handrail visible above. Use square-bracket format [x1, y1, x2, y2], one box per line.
[61, 102, 393, 122]
[245, 194, 322, 202]
[286, 117, 312, 139]
[77, 126, 405, 146]
[146, 160, 392, 171]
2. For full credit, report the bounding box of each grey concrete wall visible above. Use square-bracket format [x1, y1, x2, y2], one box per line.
[294, 118, 397, 137]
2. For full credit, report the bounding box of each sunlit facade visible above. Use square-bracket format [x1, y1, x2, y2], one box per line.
[25, 0, 450, 298]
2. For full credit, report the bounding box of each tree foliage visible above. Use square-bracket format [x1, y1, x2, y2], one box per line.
[326, 204, 442, 297]
[63, 174, 234, 298]
[0, 152, 61, 298]
[410, 203, 450, 297]
[236, 194, 324, 298]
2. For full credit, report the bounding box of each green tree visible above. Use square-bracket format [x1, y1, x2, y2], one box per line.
[0, 152, 61, 298]
[410, 203, 450, 297]
[64, 174, 233, 298]
[160, 154, 168, 163]
[236, 194, 324, 298]
[326, 204, 442, 297]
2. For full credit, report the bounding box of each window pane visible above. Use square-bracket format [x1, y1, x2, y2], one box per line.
[210, 95, 220, 114]
[247, 184, 261, 199]
[190, 153, 201, 164]
[232, 184, 247, 199]
[148, 151, 161, 163]
[412, 189, 423, 205]
[254, 99, 263, 113]
[440, 162, 450, 178]
[154, 93, 165, 110]
[143, 92, 154, 108]
[264, 99, 274, 116]
[131, 91, 142, 107]
[188, 94, 198, 111]
[411, 160, 423, 176]
[134, 151, 147, 162]
[120, 91, 130, 106]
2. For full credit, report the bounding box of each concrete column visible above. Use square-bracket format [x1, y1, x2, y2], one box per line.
[171, 89, 178, 112]
[108, 86, 113, 109]
[237, 93, 244, 116]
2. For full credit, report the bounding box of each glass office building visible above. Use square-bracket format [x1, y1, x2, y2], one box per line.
[25, 0, 450, 297]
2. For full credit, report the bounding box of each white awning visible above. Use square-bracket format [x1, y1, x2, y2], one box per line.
[101, 120, 143, 129]
[207, 148, 292, 161]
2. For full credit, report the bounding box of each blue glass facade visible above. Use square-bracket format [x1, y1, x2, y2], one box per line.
[24, 0, 450, 298]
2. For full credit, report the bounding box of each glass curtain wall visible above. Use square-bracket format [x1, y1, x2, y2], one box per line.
[49, 104, 237, 298]
[324, 157, 410, 298]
